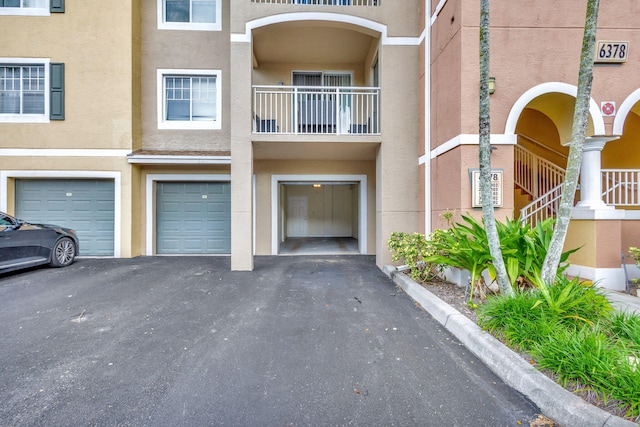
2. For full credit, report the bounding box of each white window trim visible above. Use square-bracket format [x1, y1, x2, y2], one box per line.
[157, 68, 222, 130]
[157, 0, 221, 31]
[0, 4, 49, 16]
[0, 57, 50, 124]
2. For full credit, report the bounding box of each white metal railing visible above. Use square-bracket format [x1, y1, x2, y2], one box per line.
[252, 0, 380, 5]
[514, 145, 566, 199]
[520, 184, 563, 227]
[253, 85, 380, 135]
[602, 169, 640, 206]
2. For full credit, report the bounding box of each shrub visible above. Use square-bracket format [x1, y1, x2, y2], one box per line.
[387, 232, 441, 282]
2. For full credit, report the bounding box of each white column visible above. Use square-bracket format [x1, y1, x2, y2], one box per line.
[574, 136, 618, 210]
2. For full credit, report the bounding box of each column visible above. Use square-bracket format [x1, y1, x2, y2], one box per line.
[574, 136, 618, 210]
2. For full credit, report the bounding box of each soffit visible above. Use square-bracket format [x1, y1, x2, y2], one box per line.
[253, 23, 377, 65]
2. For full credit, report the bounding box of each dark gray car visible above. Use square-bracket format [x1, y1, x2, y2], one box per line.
[0, 211, 79, 273]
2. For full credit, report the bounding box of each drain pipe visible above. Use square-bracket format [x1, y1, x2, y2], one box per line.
[423, 0, 432, 236]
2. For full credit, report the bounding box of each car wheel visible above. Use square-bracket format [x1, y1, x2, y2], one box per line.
[50, 237, 76, 267]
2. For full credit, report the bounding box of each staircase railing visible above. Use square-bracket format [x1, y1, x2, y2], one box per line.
[519, 184, 564, 226]
[514, 145, 566, 199]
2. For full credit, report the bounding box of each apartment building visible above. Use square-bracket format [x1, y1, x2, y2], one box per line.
[1, 1, 639, 289]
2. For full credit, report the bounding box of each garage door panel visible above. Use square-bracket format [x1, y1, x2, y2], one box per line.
[16, 179, 115, 256]
[184, 202, 205, 213]
[71, 220, 93, 233]
[156, 182, 230, 254]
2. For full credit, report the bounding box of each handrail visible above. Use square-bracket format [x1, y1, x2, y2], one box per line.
[514, 145, 566, 199]
[519, 184, 564, 226]
[517, 134, 568, 161]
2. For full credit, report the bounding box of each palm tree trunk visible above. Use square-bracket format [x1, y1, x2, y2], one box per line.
[479, 0, 513, 297]
[541, 0, 600, 285]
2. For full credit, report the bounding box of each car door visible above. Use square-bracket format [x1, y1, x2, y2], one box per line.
[0, 214, 46, 267]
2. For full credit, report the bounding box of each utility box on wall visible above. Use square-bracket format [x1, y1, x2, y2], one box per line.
[470, 169, 503, 208]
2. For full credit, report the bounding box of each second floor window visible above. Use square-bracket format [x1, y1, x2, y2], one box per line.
[159, 0, 220, 31]
[0, 63, 47, 121]
[158, 69, 221, 130]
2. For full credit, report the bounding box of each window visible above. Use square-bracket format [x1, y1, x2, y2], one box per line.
[158, 0, 221, 31]
[157, 69, 221, 130]
[0, 59, 63, 123]
[0, 0, 57, 16]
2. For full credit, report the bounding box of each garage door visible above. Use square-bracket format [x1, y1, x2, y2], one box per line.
[156, 182, 230, 254]
[15, 179, 115, 256]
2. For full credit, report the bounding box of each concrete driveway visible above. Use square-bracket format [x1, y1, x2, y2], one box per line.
[0, 256, 539, 426]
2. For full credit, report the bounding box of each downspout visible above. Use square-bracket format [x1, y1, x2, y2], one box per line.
[424, 0, 432, 235]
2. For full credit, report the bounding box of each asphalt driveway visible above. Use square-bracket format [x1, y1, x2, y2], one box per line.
[0, 256, 539, 426]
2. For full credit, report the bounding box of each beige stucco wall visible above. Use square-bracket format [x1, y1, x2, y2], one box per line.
[566, 220, 623, 270]
[0, 4, 137, 150]
[139, 0, 231, 152]
[375, 42, 421, 267]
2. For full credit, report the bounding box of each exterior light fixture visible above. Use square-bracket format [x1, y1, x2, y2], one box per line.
[313, 184, 322, 188]
[488, 77, 496, 94]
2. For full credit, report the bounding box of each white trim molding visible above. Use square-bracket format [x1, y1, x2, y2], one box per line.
[128, 154, 231, 165]
[504, 82, 605, 136]
[0, 149, 130, 157]
[145, 173, 231, 255]
[270, 174, 367, 255]
[430, 134, 517, 159]
[564, 264, 627, 292]
[231, 12, 420, 47]
[613, 88, 640, 135]
[0, 170, 122, 257]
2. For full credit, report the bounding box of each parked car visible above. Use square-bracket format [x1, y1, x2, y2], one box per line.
[0, 212, 79, 273]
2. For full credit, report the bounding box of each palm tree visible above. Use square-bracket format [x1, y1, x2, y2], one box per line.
[479, 0, 513, 297]
[541, 0, 600, 285]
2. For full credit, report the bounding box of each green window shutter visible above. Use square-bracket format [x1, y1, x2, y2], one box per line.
[50, 0, 64, 13]
[50, 63, 65, 120]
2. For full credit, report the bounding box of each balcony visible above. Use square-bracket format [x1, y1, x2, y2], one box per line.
[253, 85, 380, 136]
[252, 0, 381, 5]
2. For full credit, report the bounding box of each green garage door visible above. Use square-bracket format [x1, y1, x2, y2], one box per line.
[15, 179, 115, 256]
[156, 182, 231, 254]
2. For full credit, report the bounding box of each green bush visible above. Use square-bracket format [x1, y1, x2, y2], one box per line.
[420, 214, 580, 304]
[387, 232, 441, 282]
[478, 283, 640, 419]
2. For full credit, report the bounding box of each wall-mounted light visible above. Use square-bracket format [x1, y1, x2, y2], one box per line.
[313, 184, 322, 188]
[488, 77, 496, 94]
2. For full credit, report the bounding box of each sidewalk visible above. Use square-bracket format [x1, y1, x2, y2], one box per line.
[605, 290, 640, 315]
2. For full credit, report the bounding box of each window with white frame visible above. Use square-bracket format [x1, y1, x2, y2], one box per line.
[157, 69, 221, 130]
[158, 0, 221, 31]
[0, 59, 50, 123]
[0, 0, 49, 16]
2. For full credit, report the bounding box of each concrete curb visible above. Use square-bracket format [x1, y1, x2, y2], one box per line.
[383, 265, 637, 427]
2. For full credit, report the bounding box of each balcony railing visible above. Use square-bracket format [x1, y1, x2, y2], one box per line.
[253, 85, 380, 136]
[252, 0, 381, 5]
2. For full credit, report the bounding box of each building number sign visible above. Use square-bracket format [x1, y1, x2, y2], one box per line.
[595, 41, 628, 63]
[471, 169, 503, 208]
